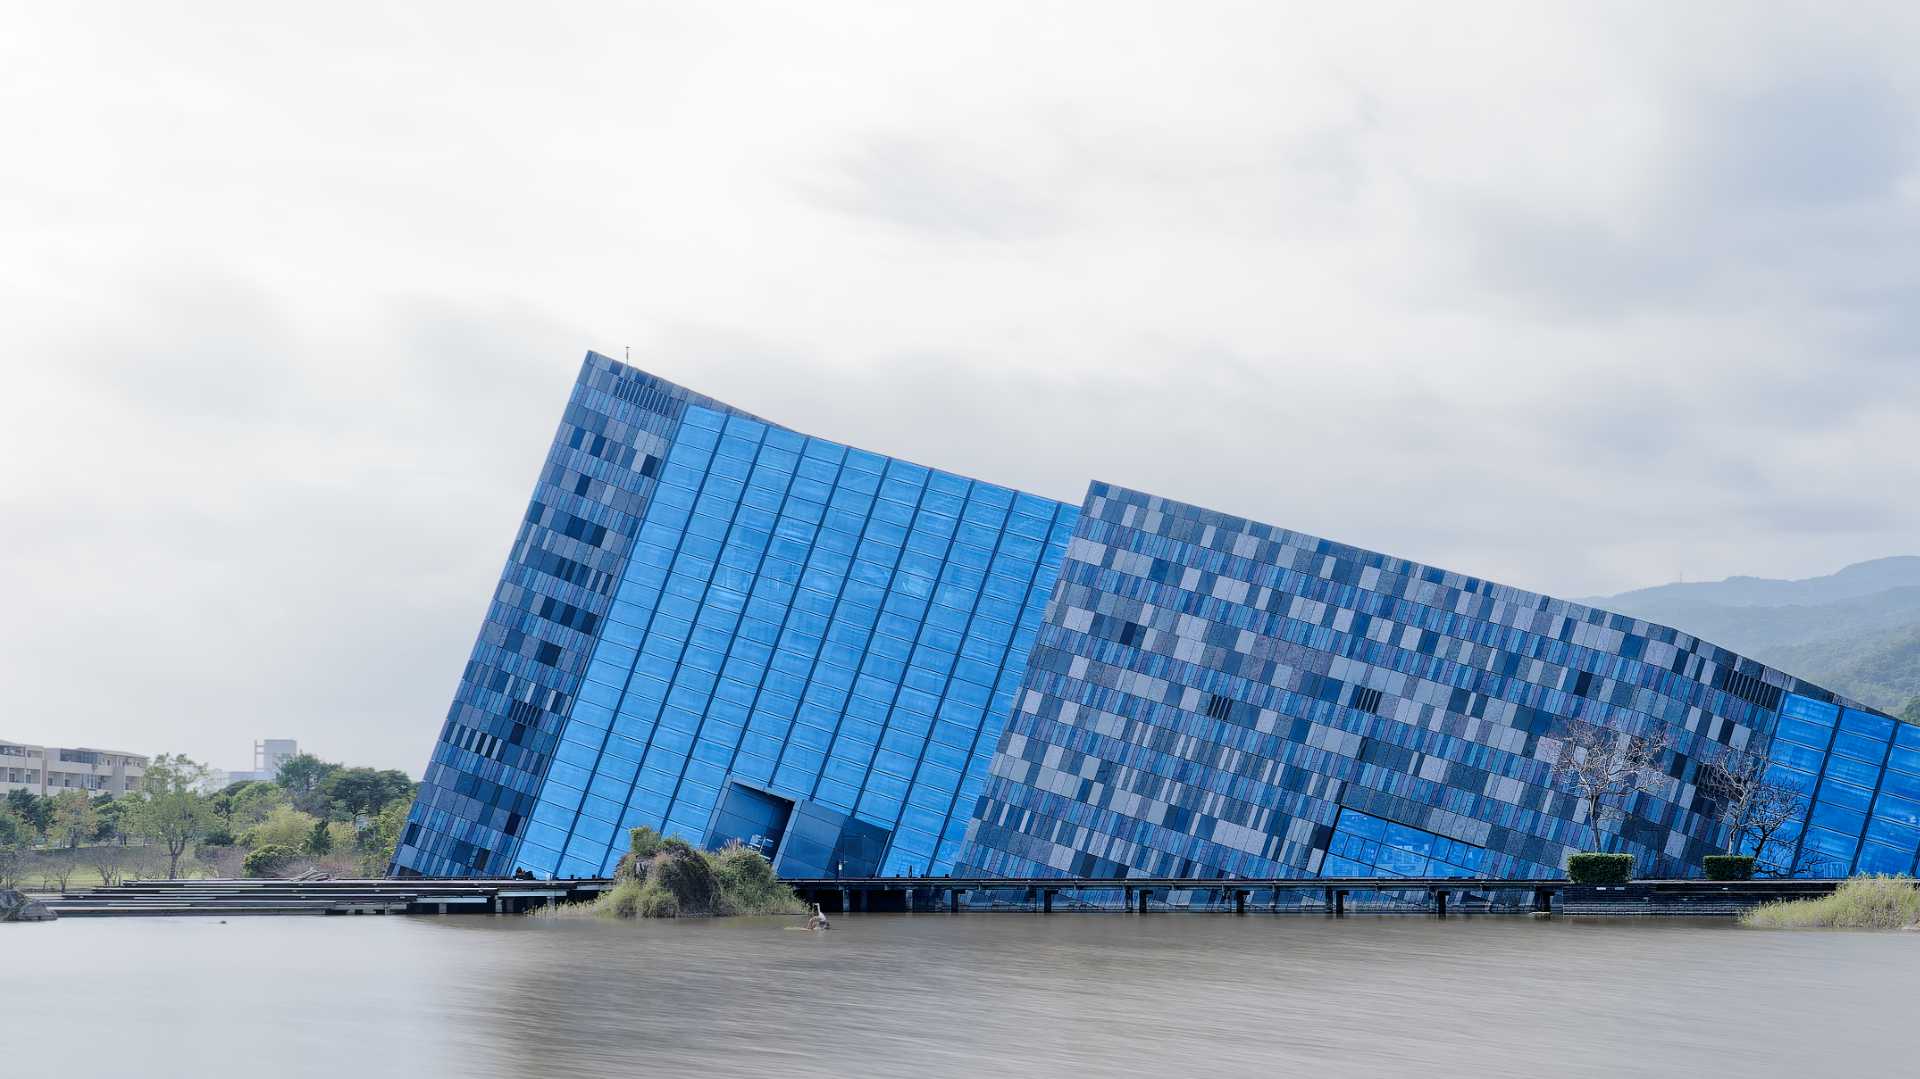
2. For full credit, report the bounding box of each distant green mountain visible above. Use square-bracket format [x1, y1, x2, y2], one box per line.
[1761, 627, 1920, 715]
[1584, 557, 1920, 715]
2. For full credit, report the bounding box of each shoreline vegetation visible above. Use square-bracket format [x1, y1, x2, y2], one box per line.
[1740, 875, 1920, 929]
[2, 752, 415, 891]
[549, 827, 806, 919]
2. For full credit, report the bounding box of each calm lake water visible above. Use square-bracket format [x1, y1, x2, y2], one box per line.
[5, 912, 1912, 1076]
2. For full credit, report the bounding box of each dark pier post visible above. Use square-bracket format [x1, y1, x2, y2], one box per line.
[1334, 889, 1347, 917]
[1433, 889, 1448, 918]
[1234, 890, 1248, 915]
[1124, 886, 1135, 913]
[839, 887, 851, 914]
[949, 888, 963, 913]
[1533, 886, 1554, 914]
[1323, 886, 1335, 914]
[1042, 889, 1055, 914]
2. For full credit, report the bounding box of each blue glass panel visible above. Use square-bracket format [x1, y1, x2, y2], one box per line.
[1855, 842, 1914, 875]
[1773, 717, 1834, 750]
[1832, 730, 1890, 763]
[1841, 708, 1897, 742]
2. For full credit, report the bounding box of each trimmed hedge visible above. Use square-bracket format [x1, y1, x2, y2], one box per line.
[1567, 852, 1634, 884]
[1703, 855, 1756, 881]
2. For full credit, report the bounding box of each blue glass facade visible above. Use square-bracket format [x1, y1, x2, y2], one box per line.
[513, 406, 1076, 879]
[395, 353, 1074, 879]
[954, 483, 1906, 882]
[1758, 694, 1920, 877]
[393, 356, 762, 877]
[404, 359, 1910, 882]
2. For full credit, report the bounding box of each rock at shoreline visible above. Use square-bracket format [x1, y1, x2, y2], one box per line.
[0, 888, 58, 923]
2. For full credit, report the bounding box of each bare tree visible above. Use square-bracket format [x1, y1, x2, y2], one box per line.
[37, 852, 79, 892]
[89, 846, 127, 887]
[1550, 721, 1672, 852]
[1699, 748, 1809, 873]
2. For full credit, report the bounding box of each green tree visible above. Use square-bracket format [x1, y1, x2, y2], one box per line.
[206, 783, 241, 828]
[305, 817, 333, 855]
[49, 790, 99, 850]
[275, 753, 340, 813]
[125, 754, 214, 880]
[315, 768, 415, 821]
[0, 804, 28, 888]
[227, 782, 290, 830]
[93, 795, 128, 844]
[244, 804, 319, 849]
[5, 789, 50, 837]
[1904, 697, 1920, 726]
[357, 797, 412, 875]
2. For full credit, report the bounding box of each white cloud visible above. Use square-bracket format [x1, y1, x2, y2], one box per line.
[2, 1, 1916, 768]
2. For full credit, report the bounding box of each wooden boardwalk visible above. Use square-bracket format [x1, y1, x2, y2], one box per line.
[38, 877, 613, 917]
[32, 874, 1873, 918]
[783, 875, 1861, 916]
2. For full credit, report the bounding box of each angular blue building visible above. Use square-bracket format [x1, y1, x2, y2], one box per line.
[393, 353, 1074, 878]
[395, 353, 1915, 882]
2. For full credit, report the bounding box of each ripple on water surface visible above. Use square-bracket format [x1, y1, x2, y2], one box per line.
[6, 913, 1914, 1077]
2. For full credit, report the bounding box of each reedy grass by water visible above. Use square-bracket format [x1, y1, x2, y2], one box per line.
[1740, 875, 1920, 929]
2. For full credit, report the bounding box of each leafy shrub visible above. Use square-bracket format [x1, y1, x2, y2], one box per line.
[1742, 875, 1920, 929]
[612, 826, 668, 883]
[710, 842, 805, 914]
[590, 831, 803, 918]
[242, 804, 321, 850]
[305, 818, 333, 855]
[633, 880, 682, 917]
[242, 844, 302, 878]
[650, 843, 719, 913]
[1703, 855, 1755, 881]
[1567, 852, 1634, 884]
[201, 828, 236, 848]
[628, 826, 666, 860]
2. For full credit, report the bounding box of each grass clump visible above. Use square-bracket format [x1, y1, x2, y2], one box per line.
[587, 827, 806, 919]
[1741, 875, 1920, 929]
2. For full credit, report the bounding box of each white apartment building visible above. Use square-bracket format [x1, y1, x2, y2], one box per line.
[0, 741, 148, 797]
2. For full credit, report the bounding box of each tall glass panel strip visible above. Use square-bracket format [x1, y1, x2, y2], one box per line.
[514, 406, 1076, 879]
[393, 355, 763, 877]
[1760, 694, 1920, 877]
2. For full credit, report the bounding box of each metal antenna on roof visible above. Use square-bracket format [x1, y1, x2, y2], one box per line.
[625, 345, 630, 361]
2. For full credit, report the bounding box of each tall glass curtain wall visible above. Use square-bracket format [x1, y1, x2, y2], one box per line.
[957, 482, 1870, 882]
[392, 356, 762, 877]
[1759, 694, 1920, 876]
[513, 406, 1076, 879]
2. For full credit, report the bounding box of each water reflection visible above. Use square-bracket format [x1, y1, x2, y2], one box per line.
[8, 913, 1915, 1077]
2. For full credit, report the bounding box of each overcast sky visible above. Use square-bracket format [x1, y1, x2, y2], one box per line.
[4, 3, 1917, 773]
